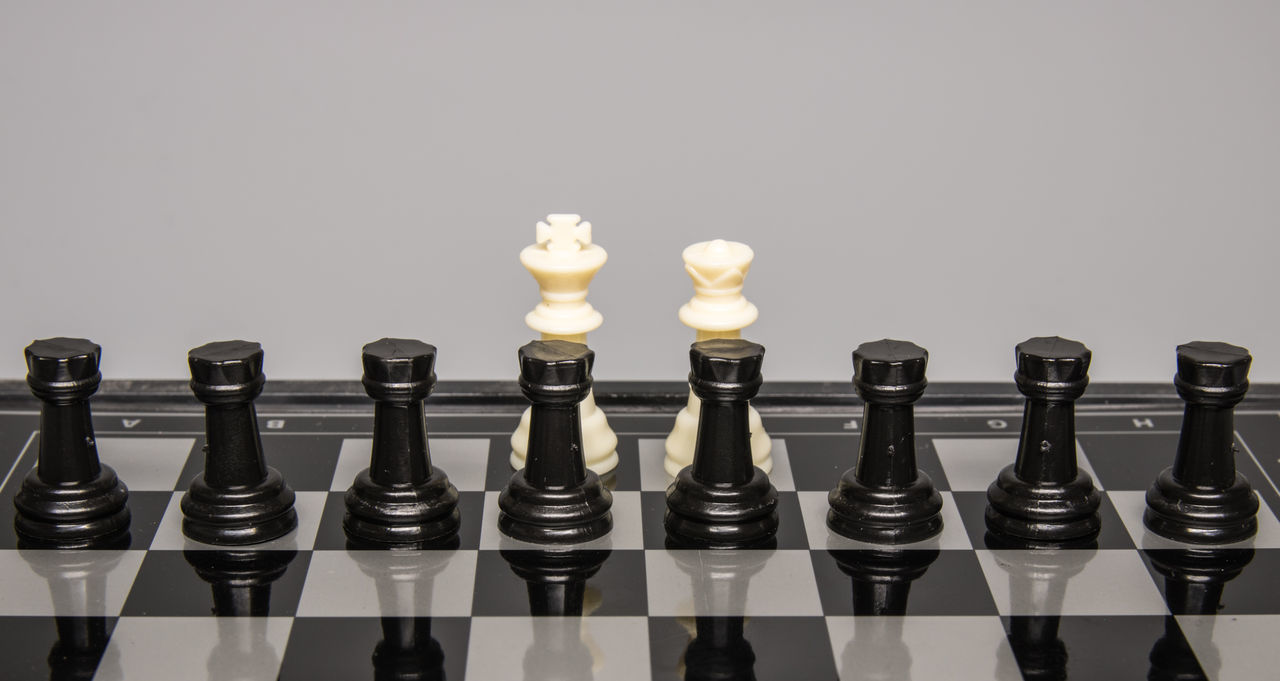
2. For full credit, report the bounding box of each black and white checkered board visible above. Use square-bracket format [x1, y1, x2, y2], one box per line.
[1, 401, 1280, 681]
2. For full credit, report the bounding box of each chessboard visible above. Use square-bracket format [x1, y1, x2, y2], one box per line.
[1, 381, 1278, 681]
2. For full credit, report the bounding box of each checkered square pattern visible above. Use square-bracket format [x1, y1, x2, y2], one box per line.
[0, 406, 1278, 680]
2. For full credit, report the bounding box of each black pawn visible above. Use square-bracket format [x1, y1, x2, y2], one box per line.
[986, 337, 1101, 544]
[181, 341, 297, 545]
[499, 340, 612, 544]
[1144, 342, 1259, 544]
[345, 339, 460, 547]
[827, 340, 942, 544]
[14, 338, 130, 547]
[665, 339, 778, 548]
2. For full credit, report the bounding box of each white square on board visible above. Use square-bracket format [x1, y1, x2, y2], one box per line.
[932, 438, 1103, 492]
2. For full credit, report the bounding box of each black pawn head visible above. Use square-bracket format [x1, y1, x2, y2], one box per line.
[362, 338, 438, 403]
[853, 339, 927, 404]
[518, 340, 593, 405]
[1015, 337, 1090, 401]
[1175, 341, 1251, 406]
[688, 339, 765, 401]
[25, 337, 102, 402]
[188, 340, 266, 404]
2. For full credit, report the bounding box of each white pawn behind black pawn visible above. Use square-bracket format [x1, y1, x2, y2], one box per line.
[664, 339, 778, 548]
[14, 338, 130, 547]
[344, 338, 460, 547]
[1144, 341, 1259, 544]
[985, 337, 1101, 545]
[827, 339, 943, 544]
[181, 341, 297, 545]
[498, 340, 613, 544]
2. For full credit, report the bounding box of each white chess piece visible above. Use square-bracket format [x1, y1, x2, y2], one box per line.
[510, 214, 619, 475]
[664, 239, 772, 477]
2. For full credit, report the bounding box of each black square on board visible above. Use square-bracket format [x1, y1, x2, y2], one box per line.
[120, 550, 310, 617]
[1003, 615, 1199, 680]
[0, 616, 117, 681]
[811, 549, 999, 616]
[1141, 548, 1280, 616]
[648, 616, 838, 681]
[469, 549, 648, 617]
[279, 617, 470, 681]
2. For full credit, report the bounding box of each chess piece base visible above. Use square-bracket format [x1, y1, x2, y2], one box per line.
[181, 466, 298, 545]
[827, 471, 943, 545]
[985, 465, 1101, 543]
[664, 466, 778, 548]
[14, 465, 131, 547]
[344, 467, 461, 546]
[511, 390, 619, 475]
[498, 469, 613, 544]
[1143, 467, 1259, 544]
[664, 390, 771, 478]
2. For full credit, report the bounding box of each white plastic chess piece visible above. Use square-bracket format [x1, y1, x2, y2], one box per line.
[664, 239, 772, 477]
[510, 214, 619, 475]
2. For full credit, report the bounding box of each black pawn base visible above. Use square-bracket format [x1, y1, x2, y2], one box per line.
[827, 471, 942, 545]
[985, 465, 1101, 544]
[14, 465, 130, 548]
[664, 467, 778, 549]
[498, 469, 612, 544]
[181, 467, 297, 546]
[344, 467, 460, 547]
[1144, 468, 1259, 544]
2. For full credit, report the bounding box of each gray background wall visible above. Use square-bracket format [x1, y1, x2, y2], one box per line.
[1, 1, 1277, 385]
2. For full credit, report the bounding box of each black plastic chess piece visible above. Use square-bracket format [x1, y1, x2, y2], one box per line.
[499, 340, 613, 544]
[14, 338, 131, 547]
[181, 341, 297, 545]
[1144, 342, 1259, 544]
[986, 337, 1101, 544]
[1146, 548, 1253, 681]
[665, 339, 778, 548]
[827, 340, 943, 544]
[345, 338, 461, 547]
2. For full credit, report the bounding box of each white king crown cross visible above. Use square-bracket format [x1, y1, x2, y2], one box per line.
[536, 214, 592, 253]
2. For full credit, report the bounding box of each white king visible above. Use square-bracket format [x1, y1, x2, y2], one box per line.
[664, 239, 773, 476]
[511, 214, 619, 474]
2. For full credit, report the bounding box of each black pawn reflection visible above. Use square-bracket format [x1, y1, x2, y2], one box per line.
[500, 549, 610, 681]
[347, 539, 459, 681]
[670, 549, 771, 681]
[20, 534, 130, 681]
[830, 549, 939, 681]
[1147, 548, 1255, 681]
[985, 534, 1097, 681]
[183, 549, 297, 681]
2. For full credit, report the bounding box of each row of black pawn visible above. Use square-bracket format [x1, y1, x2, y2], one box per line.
[11, 334, 1261, 549]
